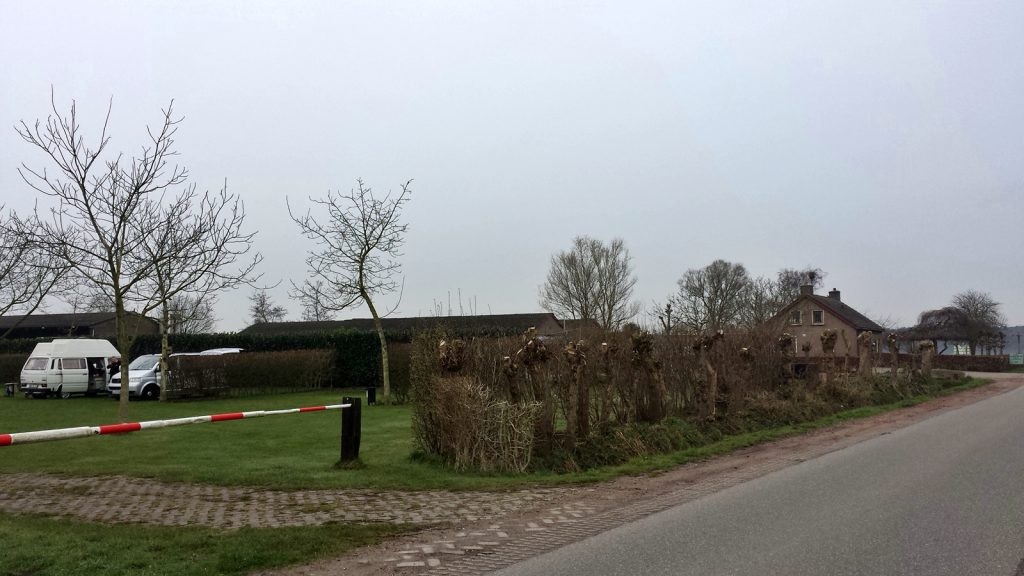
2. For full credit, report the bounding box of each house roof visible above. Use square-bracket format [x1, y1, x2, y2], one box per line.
[0, 312, 157, 330]
[775, 294, 885, 333]
[240, 313, 564, 336]
[562, 318, 602, 331]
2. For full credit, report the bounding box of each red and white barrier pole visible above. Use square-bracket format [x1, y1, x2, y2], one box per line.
[0, 403, 349, 447]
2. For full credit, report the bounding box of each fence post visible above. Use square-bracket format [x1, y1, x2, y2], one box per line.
[340, 396, 361, 462]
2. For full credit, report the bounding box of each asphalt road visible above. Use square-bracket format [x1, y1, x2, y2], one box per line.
[495, 384, 1024, 576]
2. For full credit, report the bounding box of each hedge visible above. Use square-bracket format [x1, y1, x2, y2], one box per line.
[167, 350, 333, 399]
[875, 352, 1009, 372]
[0, 354, 27, 384]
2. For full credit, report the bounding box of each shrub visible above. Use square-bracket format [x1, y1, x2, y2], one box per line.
[414, 375, 538, 473]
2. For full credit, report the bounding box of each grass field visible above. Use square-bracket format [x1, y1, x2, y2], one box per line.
[0, 378, 991, 491]
[0, 511, 407, 576]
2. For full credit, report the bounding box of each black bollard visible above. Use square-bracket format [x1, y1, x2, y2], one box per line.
[340, 396, 361, 462]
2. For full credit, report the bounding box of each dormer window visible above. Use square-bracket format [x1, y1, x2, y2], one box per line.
[789, 310, 802, 325]
[812, 310, 824, 325]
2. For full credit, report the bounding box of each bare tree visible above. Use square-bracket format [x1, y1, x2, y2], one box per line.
[289, 178, 411, 403]
[291, 279, 337, 321]
[167, 294, 217, 335]
[776, 266, 826, 301]
[249, 289, 287, 324]
[903, 306, 969, 355]
[142, 184, 260, 400]
[737, 275, 789, 328]
[17, 94, 185, 422]
[952, 290, 1006, 355]
[539, 236, 640, 329]
[0, 208, 67, 337]
[671, 259, 751, 332]
[649, 301, 676, 334]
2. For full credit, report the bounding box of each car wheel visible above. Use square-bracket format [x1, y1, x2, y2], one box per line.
[59, 388, 72, 399]
[141, 385, 159, 400]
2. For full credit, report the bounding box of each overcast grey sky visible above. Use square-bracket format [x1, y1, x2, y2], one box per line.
[2, 1, 1022, 331]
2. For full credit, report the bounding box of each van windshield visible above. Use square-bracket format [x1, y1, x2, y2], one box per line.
[24, 357, 47, 370]
[128, 356, 160, 371]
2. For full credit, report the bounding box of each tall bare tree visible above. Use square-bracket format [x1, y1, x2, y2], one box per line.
[249, 289, 287, 324]
[671, 259, 751, 332]
[737, 275, 789, 328]
[167, 293, 217, 335]
[289, 179, 412, 403]
[0, 208, 67, 337]
[776, 266, 826, 300]
[290, 279, 337, 321]
[143, 184, 261, 400]
[539, 236, 640, 329]
[17, 94, 185, 421]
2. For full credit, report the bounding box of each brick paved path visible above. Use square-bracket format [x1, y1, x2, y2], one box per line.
[0, 473, 571, 529]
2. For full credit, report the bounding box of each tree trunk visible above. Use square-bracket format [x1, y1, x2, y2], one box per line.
[702, 350, 717, 419]
[858, 334, 873, 377]
[363, 294, 390, 404]
[159, 300, 170, 402]
[115, 294, 131, 423]
[566, 370, 578, 450]
[577, 371, 590, 441]
[921, 346, 934, 378]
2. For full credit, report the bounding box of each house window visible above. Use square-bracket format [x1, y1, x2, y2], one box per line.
[789, 310, 802, 325]
[812, 310, 824, 325]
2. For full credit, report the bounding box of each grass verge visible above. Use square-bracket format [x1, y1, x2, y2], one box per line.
[0, 512, 409, 576]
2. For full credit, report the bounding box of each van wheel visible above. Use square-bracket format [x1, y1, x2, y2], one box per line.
[141, 385, 159, 400]
[59, 389, 72, 399]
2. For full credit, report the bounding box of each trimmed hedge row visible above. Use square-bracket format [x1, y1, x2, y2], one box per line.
[168, 350, 333, 399]
[874, 353, 1009, 372]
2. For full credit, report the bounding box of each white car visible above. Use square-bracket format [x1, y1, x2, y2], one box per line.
[107, 354, 163, 400]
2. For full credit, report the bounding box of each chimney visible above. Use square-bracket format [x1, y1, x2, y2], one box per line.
[799, 284, 814, 296]
[828, 288, 841, 301]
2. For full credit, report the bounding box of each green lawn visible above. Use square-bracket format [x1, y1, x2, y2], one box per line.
[0, 379, 991, 491]
[0, 511, 407, 576]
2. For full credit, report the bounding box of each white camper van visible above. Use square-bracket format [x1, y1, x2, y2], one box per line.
[20, 339, 120, 399]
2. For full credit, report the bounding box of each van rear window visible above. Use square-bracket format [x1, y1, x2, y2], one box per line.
[24, 358, 47, 370]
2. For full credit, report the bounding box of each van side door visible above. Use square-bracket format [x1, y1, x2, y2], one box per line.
[60, 357, 89, 393]
[47, 358, 62, 391]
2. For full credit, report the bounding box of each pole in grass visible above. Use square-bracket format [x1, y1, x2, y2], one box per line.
[339, 396, 361, 465]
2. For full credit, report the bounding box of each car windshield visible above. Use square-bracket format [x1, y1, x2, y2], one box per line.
[23, 357, 47, 370]
[128, 356, 160, 371]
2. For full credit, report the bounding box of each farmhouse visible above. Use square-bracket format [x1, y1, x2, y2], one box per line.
[773, 286, 884, 357]
[0, 312, 160, 340]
